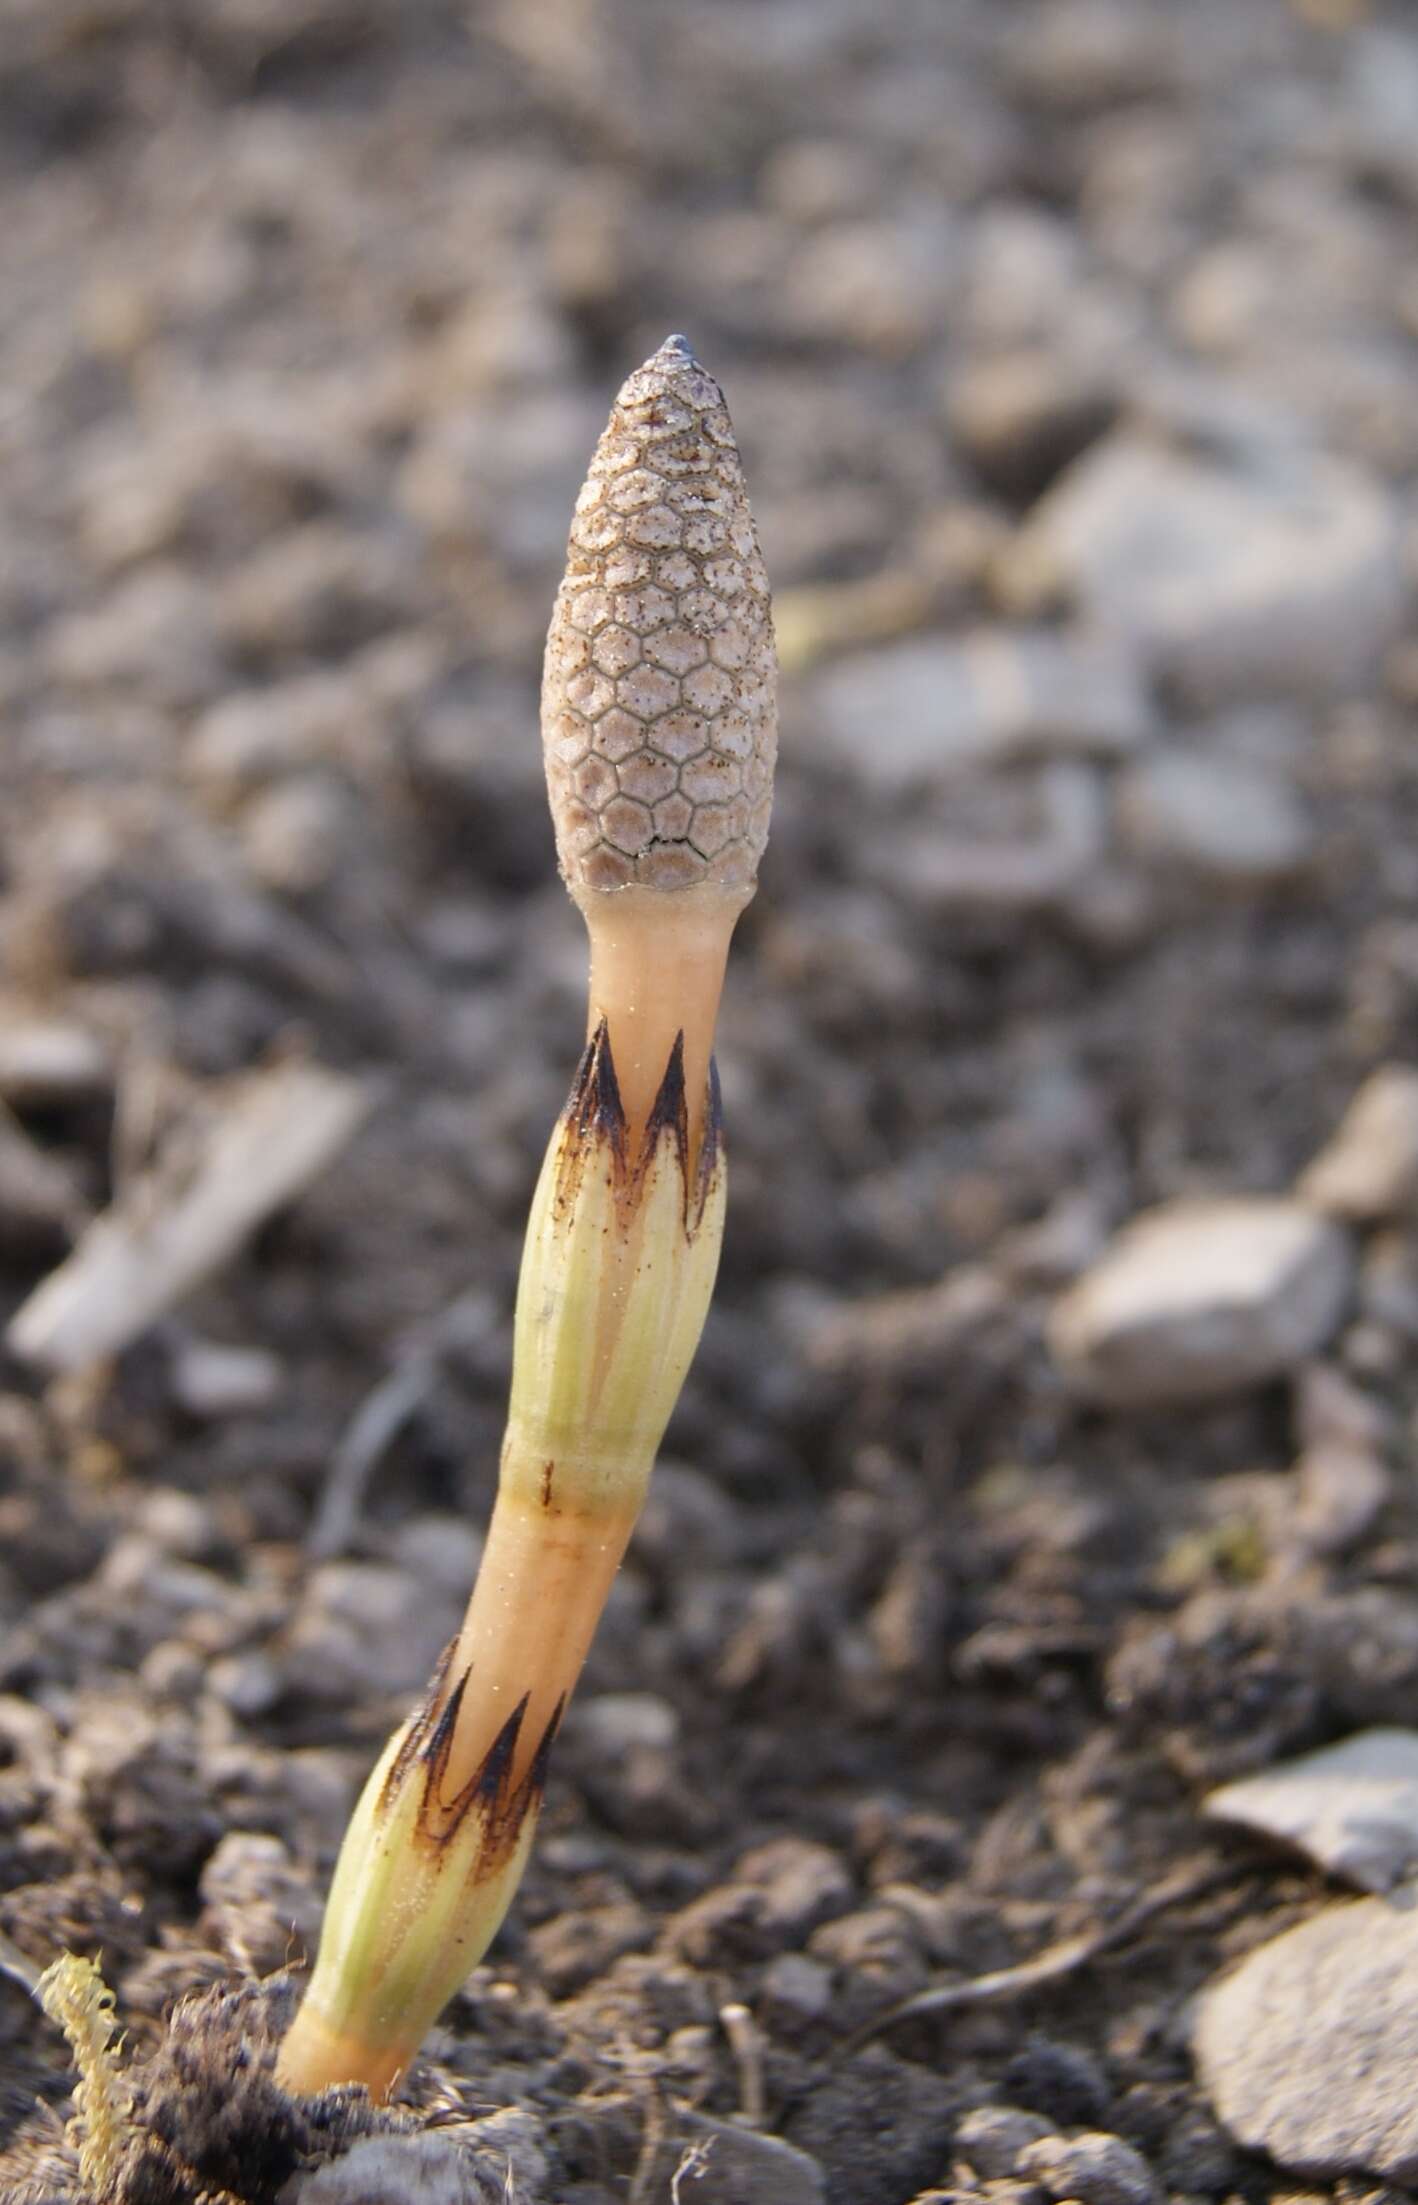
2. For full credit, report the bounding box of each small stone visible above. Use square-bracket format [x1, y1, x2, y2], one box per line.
[956, 2108, 1058, 2182]
[1360, 1232, 1418, 1342]
[1205, 1729, 1418, 1894]
[209, 1652, 282, 1719]
[807, 1903, 928, 2020]
[1194, 1893, 1418, 2181]
[888, 766, 1108, 919]
[1002, 2038, 1112, 2129]
[1299, 1067, 1418, 1222]
[0, 1107, 84, 1241]
[282, 1560, 461, 1703]
[1291, 1443, 1391, 1558]
[1017, 2131, 1157, 2205]
[783, 219, 949, 358]
[240, 774, 349, 894]
[171, 1337, 283, 1420]
[1002, 436, 1404, 704]
[1048, 1199, 1354, 1408]
[567, 1691, 679, 1757]
[0, 1016, 110, 1106]
[1116, 752, 1312, 886]
[737, 1836, 855, 1941]
[45, 565, 223, 709]
[528, 1901, 651, 1997]
[948, 351, 1116, 503]
[198, 1831, 322, 1974]
[814, 629, 1152, 788]
[758, 1952, 835, 2031]
[387, 1515, 483, 1599]
[663, 2115, 825, 2205]
[1294, 1361, 1391, 1455]
[284, 2126, 545, 2205]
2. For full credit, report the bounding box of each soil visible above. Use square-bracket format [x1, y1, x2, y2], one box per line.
[2, 2, 1418, 2201]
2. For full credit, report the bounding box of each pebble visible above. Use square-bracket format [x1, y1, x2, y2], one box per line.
[566, 1690, 679, 1757]
[170, 1336, 283, 1420]
[736, 1836, 855, 1941]
[0, 1015, 110, 1105]
[1360, 1231, 1418, 1341]
[1002, 435, 1405, 704]
[1048, 1198, 1354, 1408]
[1016, 2131, 1157, 2205]
[1290, 1442, 1391, 1558]
[1194, 1891, 1418, 2182]
[240, 773, 350, 894]
[888, 765, 1109, 918]
[662, 2115, 825, 2205]
[198, 1830, 322, 1974]
[0, 1107, 84, 1241]
[282, 1560, 462, 1702]
[528, 1901, 651, 1998]
[814, 629, 1152, 788]
[284, 2122, 547, 2205]
[947, 350, 1116, 503]
[1293, 1359, 1390, 1455]
[1116, 751, 1312, 886]
[782, 217, 950, 358]
[757, 1951, 835, 2031]
[1205, 1729, 1418, 1894]
[44, 565, 224, 710]
[955, 2107, 1058, 2182]
[1299, 1066, 1418, 1222]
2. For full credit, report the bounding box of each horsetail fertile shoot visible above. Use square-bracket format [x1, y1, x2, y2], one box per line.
[277, 335, 777, 2100]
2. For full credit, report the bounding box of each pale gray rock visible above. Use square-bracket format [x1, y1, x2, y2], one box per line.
[0, 1015, 110, 1105]
[956, 2107, 1057, 2182]
[666, 2114, 826, 2205]
[1116, 752, 1312, 885]
[1017, 2130, 1157, 2205]
[568, 1690, 680, 1756]
[889, 766, 1108, 917]
[758, 1951, 835, 2029]
[1004, 436, 1405, 704]
[1360, 1230, 1418, 1342]
[1194, 1889, 1418, 2181]
[282, 1559, 461, 1702]
[1206, 1730, 1418, 1893]
[1299, 1067, 1418, 1222]
[280, 2113, 548, 2205]
[1290, 1442, 1391, 1559]
[170, 1337, 283, 1420]
[1048, 1199, 1354, 1408]
[815, 628, 1152, 787]
[947, 349, 1116, 502]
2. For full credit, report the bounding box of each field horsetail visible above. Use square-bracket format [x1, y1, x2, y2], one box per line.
[276, 336, 778, 2100]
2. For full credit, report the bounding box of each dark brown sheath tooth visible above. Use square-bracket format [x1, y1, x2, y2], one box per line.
[542, 335, 777, 895]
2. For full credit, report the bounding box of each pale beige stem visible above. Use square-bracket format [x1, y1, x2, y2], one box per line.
[439, 1474, 637, 1799]
[576, 883, 747, 1159]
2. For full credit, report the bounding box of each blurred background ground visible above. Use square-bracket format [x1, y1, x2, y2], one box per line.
[2, 1, 1418, 2200]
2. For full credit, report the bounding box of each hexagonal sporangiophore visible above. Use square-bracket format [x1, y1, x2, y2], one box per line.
[601, 795, 655, 856]
[681, 663, 735, 717]
[541, 336, 777, 895]
[681, 750, 742, 805]
[565, 669, 617, 720]
[617, 751, 680, 807]
[616, 665, 680, 721]
[595, 708, 649, 763]
[645, 626, 710, 676]
[592, 626, 643, 679]
[573, 752, 618, 810]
